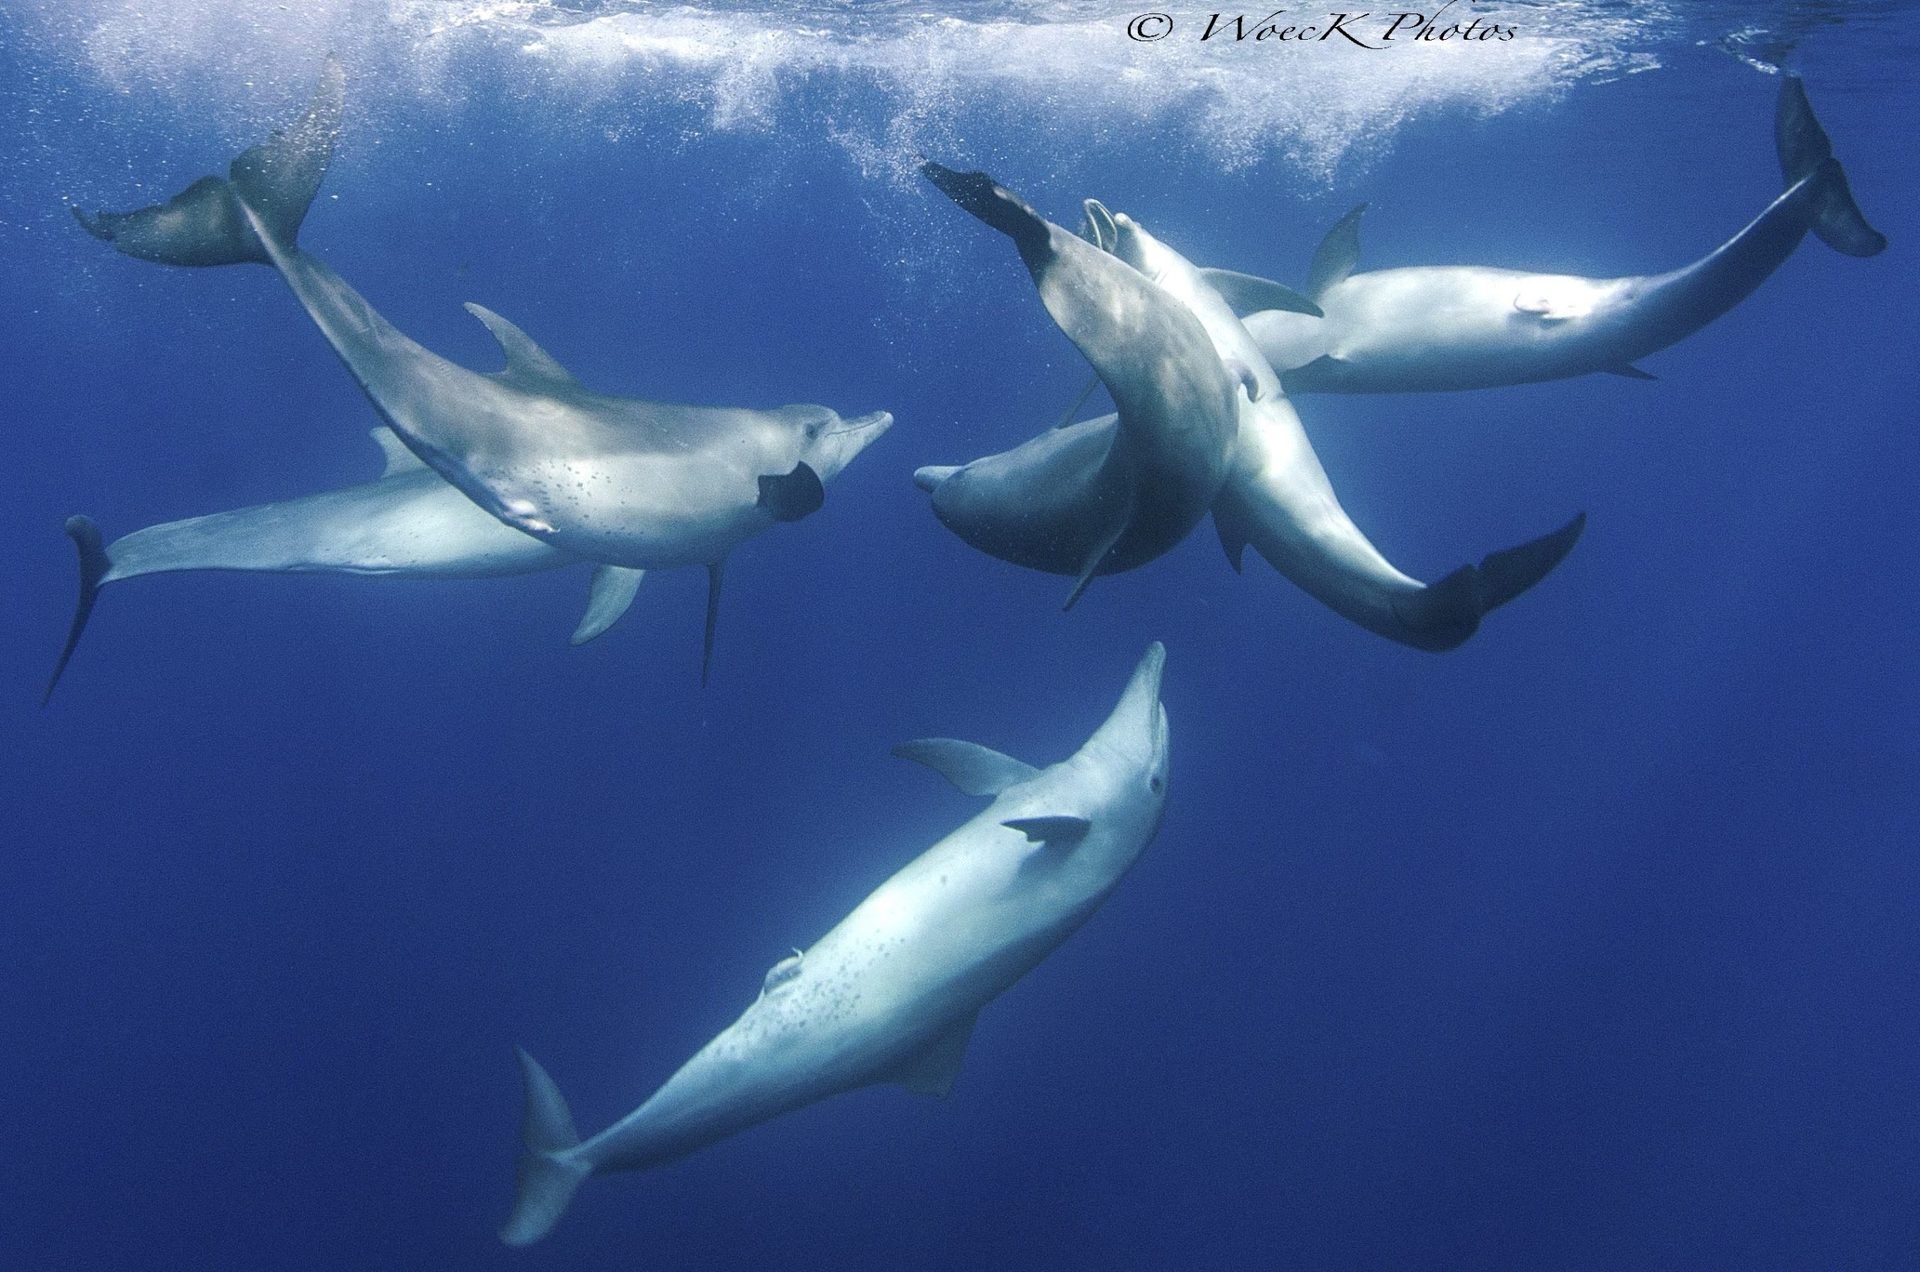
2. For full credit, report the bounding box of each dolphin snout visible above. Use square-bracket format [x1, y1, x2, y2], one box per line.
[913, 464, 960, 493]
[1083, 641, 1169, 772]
[833, 410, 893, 438]
[1126, 640, 1166, 709]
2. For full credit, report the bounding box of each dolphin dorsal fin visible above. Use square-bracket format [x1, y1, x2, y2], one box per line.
[1306, 203, 1366, 301]
[369, 427, 428, 477]
[892, 738, 1038, 796]
[890, 1009, 980, 1098]
[463, 302, 581, 390]
[571, 565, 646, 646]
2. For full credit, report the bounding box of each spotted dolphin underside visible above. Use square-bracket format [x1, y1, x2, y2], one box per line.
[500, 644, 1172, 1245]
[1220, 75, 1886, 395]
[42, 429, 652, 703]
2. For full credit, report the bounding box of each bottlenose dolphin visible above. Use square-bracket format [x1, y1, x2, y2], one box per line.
[501, 643, 1172, 1245]
[1086, 201, 1585, 650]
[916, 162, 1239, 608]
[1225, 76, 1885, 394]
[74, 59, 892, 680]
[42, 429, 646, 703]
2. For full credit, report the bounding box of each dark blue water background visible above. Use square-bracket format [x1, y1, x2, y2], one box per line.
[3, 3, 1917, 1267]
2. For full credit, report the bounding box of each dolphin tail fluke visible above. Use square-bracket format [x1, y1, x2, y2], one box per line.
[1775, 75, 1887, 258]
[500, 1048, 590, 1247]
[919, 161, 1052, 264]
[72, 57, 344, 267]
[43, 516, 111, 706]
[1388, 512, 1586, 652]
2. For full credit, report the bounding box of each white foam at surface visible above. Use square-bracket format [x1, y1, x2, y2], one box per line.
[34, 0, 1701, 184]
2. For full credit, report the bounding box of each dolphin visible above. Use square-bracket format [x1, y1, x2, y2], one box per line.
[73, 59, 893, 681]
[500, 642, 1172, 1245]
[1085, 201, 1586, 651]
[42, 428, 649, 703]
[916, 162, 1239, 608]
[1222, 76, 1885, 394]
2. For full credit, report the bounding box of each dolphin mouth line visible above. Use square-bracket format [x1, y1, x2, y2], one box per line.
[823, 411, 893, 437]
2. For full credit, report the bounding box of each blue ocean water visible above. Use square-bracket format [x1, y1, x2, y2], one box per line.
[3, 2, 1917, 1267]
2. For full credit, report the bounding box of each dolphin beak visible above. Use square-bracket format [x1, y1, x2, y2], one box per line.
[830, 410, 893, 439]
[913, 464, 960, 492]
[815, 411, 893, 482]
[1089, 641, 1167, 757]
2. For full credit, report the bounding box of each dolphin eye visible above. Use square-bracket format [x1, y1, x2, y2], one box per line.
[805, 422, 823, 439]
[1150, 774, 1164, 793]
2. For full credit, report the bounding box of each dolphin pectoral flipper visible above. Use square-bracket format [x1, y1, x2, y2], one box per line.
[1776, 76, 1886, 258]
[1062, 500, 1133, 612]
[1002, 815, 1093, 846]
[888, 1010, 981, 1098]
[892, 738, 1039, 796]
[701, 560, 725, 687]
[1305, 204, 1366, 301]
[500, 1048, 591, 1248]
[1212, 501, 1252, 573]
[571, 566, 646, 646]
[1604, 365, 1659, 382]
[1387, 512, 1588, 651]
[1053, 374, 1103, 429]
[1199, 269, 1325, 319]
[43, 516, 111, 706]
[73, 58, 343, 267]
[1279, 353, 1348, 395]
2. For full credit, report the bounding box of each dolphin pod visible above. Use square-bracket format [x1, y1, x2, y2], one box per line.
[915, 163, 1241, 609]
[68, 58, 892, 690]
[502, 642, 1171, 1245]
[40, 56, 1889, 1254]
[1224, 76, 1884, 395]
[1092, 199, 1583, 650]
[914, 175, 1584, 650]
